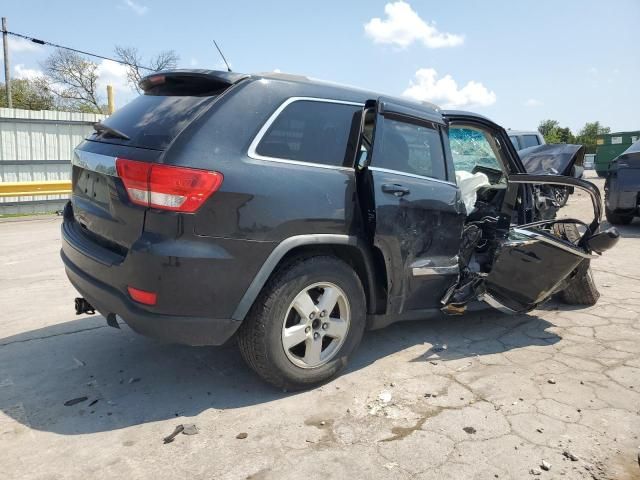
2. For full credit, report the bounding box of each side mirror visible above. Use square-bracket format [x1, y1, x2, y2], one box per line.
[585, 227, 619, 254]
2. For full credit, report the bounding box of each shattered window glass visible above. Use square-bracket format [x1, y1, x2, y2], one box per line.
[449, 127, 504, 182]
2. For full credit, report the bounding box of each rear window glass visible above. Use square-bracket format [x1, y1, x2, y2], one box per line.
[521, 134, 541, 149]
[255, 100, 360, 166]
[374, 118, 446, 180]
[89, 94, 216, 150]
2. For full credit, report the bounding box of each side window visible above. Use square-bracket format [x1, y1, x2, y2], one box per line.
[255, 100, 360, 166]
[449, 126, 505, 184]
[509, 136, 520, 150]
[374, 117, 446, 180]
[521, 134, 541, 149]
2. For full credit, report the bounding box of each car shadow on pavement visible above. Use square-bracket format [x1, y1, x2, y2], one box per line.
[0, 308, 560, 436]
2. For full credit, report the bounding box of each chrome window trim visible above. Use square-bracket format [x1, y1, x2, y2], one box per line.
[369, 167, 457, 186]
[72, 150, 117, 177]
[510, 227, 598, 259]
[247, 96, 364, 171]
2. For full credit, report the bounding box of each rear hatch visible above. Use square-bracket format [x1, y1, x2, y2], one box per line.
[70, 70, 246, 252]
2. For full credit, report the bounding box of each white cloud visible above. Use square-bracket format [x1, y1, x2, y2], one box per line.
[123, 0, 148, 15]
[8, 36, 40, 54]
[524, 98, 542, 107]
[14, 64, 45, 80]
[402, 68, 496, 108]
[96, 60, 137, 106]
[364, 1, 463, 48]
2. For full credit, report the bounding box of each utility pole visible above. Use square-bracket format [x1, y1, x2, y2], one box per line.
[2, 17, 11, 108]
[106, 85, 115, 114]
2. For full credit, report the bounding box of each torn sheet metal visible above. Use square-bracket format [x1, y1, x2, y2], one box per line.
[519, 144, 585, 177]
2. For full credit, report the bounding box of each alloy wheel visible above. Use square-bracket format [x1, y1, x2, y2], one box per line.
[281, 282, 350, 368]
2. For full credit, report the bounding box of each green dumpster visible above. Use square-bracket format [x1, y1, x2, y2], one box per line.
[595, 131, 640, 177]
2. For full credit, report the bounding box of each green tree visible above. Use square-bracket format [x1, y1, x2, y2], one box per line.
[537, 119, 576, 144]
[556, 127, 575, 144]
[538, 119, 560, 141]
[576, 121, 611, 147]
[0, 78, 55, 110]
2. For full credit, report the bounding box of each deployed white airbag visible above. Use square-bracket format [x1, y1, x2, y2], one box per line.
[455, 171, 490, 214]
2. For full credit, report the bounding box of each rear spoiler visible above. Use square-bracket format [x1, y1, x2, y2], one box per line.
[139, 69, 249, 93]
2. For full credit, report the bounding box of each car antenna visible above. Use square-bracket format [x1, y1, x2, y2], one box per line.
[213, 40, 232, 72]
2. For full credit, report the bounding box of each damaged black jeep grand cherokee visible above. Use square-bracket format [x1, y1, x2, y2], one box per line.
[61, 70, 619, 389]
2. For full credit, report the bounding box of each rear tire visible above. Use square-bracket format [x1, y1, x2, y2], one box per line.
[552, 223, 600, 306]
[237, 255, 366, 390]
[605, 208, 633, 225]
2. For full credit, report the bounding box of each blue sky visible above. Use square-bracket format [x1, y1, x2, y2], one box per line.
[2, 0, 638, 132]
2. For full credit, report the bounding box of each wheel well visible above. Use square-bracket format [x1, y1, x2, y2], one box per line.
[273, 243, 387, 315]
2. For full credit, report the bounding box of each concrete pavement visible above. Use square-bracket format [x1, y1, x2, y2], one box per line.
[1, 175, 639, 479]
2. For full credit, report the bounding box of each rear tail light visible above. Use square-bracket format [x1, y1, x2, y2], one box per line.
[116, 158, 223, 212]
[127, 286, 157, 305]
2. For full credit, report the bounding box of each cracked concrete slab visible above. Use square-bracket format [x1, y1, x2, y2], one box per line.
[1, 175, 639, 479]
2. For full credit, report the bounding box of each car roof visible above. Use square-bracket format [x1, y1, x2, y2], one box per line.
[254, 71, 445, 116]
[144, 69, 444, 120]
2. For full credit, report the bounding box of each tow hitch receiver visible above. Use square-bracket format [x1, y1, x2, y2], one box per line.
[74, 297, 95, 315]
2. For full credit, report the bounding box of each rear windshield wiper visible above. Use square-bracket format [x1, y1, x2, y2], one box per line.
[93, 122, 130, 141]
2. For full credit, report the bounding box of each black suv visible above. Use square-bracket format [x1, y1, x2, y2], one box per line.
[62, 70, 618, 389]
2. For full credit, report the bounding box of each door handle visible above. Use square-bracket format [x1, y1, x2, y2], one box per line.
[382, 183, 410, 197]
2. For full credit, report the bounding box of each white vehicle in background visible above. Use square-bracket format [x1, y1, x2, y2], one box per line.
[508, 130, 546, 151]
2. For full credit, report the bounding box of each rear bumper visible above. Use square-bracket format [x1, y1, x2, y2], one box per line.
[605, 174, 640, 212]
[62, 249, 241, 346]
[60, 201, 275, 346]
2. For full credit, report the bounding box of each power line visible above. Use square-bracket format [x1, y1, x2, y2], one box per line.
[5, 30, 154, 71]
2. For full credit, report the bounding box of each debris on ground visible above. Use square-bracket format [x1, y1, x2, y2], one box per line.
[540, 460, 551, 471]
[64, 396, 88, 406]
[536, 427, 544, 433]
[72, 357, 86, 367]
[463, 426, 477, 434]
[163, 425, 184, 444]
[88, 399, 99, 407]
[128, 377, 141, 384]
[547, 379, 556, 384]
[163, 424, 199, 444]
[563, 450, 579, 461]
[529, 468, 542, 475]
[182, 424, 198, 435]
[378, 391, 393, 403]
[432, 344, 448, 352]
[236, 432, 248, 439]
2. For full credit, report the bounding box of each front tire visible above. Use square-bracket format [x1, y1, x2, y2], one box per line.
[237, 256, 366, 390]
